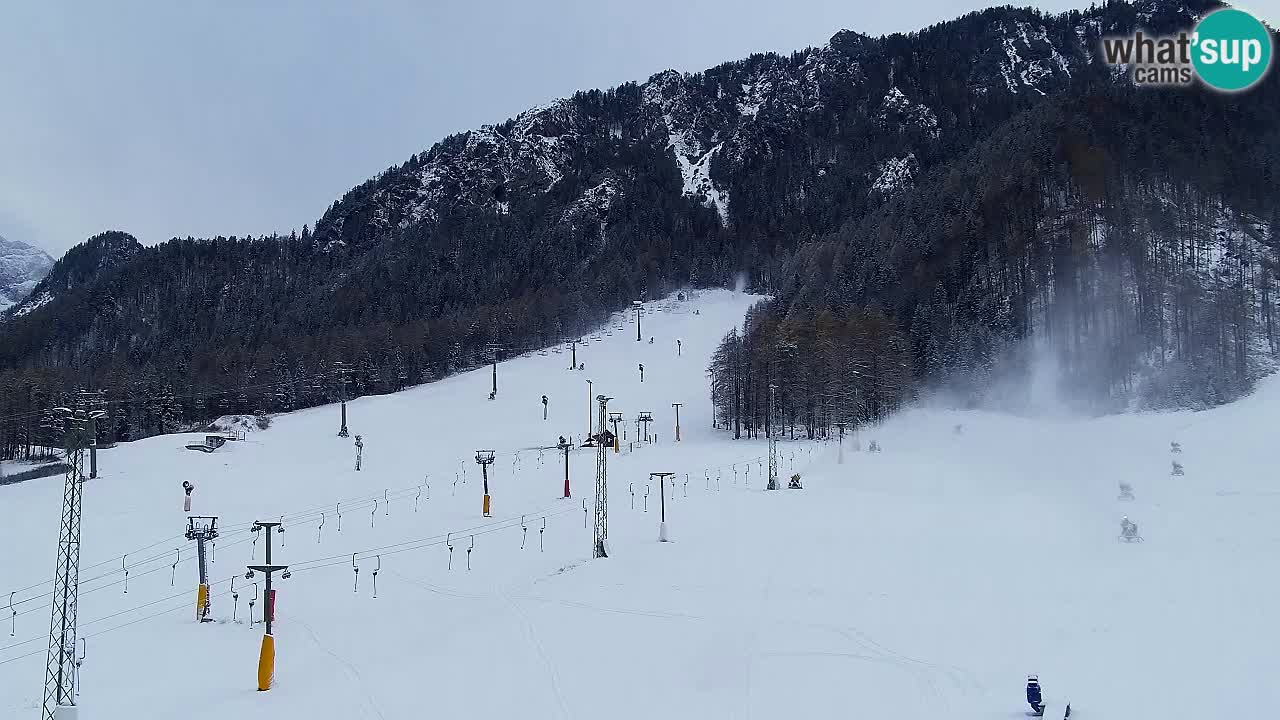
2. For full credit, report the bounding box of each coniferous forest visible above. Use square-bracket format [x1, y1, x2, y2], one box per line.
[2, 0, 1278, 459]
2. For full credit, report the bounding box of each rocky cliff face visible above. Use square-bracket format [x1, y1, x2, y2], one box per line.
[312, 4, 1117, 253]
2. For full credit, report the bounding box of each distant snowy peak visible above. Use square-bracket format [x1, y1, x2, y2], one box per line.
[0, 235, 54, 313]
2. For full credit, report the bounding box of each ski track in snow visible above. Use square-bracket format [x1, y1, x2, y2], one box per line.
[294, 616, 388, 720]
[502, 590, 573, 720]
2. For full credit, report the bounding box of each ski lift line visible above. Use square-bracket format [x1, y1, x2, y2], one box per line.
[0, 574, 241, 659]
[226, 445, 772, 560]
[240, 456, 711, 573]
[7, 541, 200, 611]
[7, 448, 782, 611]
[286, 505, 581, 575]
[288, 510, 558, 572]
[140, 368, 342, 406]
[0, 582, 243, 669]
[9, 554, 217, 621]
[110, 369, 343, 410]
[0, 407, 56, 423]
[6, 440, 777, 617]
[9, 458, 444, 601]
[29, 454, 579, 604]
[0, 369, 345, 426]
[291, 504, 579, 570]
[5, 532, 196, 604]
[216, 482, 428, 534]
[8, 533, 259, 619]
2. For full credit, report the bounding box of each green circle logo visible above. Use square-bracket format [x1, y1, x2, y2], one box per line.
[1192, 8, 1273, 92]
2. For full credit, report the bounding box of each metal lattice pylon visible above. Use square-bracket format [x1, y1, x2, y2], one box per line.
[43, 413, 90, 719]
[766, 385, 779, 490]
[767, 436, 779, 490]
[593, 395, 611, 558]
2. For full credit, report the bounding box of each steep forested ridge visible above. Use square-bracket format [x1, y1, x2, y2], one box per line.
[710, 80, 1280, 437]
[2, 0, 1277, 457]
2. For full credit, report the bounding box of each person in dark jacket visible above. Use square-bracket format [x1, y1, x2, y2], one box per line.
[1026, 675, 1044, 715]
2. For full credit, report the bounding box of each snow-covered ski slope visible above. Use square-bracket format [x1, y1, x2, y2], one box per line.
[1, 288, 1276, 719]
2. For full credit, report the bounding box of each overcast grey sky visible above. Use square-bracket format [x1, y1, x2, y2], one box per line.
[2, 1, 1277, 255]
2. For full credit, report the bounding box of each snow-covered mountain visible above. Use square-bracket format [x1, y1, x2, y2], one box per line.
[0, 235, 53, 312]
[314, 6, 1102, 246]
[0, 0, 1272, 447]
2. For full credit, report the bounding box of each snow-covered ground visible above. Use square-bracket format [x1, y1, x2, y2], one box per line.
[1, 288, 1275, 719]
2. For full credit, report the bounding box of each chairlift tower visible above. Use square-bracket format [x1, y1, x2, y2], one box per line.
[608, 412, 623, 454]
[637, 411, 654, 443]
[671, 403, 682, 442]
[593, 395, 612, 558]
[475, 450, 496, 516]
[556, 437, 573, 498]
[633, 300, 644, 342]
[75, 390, 105, 480]
[488, 344, 501, 398]
[186, 517, 219, 622]
[41, 406, 103, 720]
[246, 521, 288, 691]
[336, 361, 350, 438]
